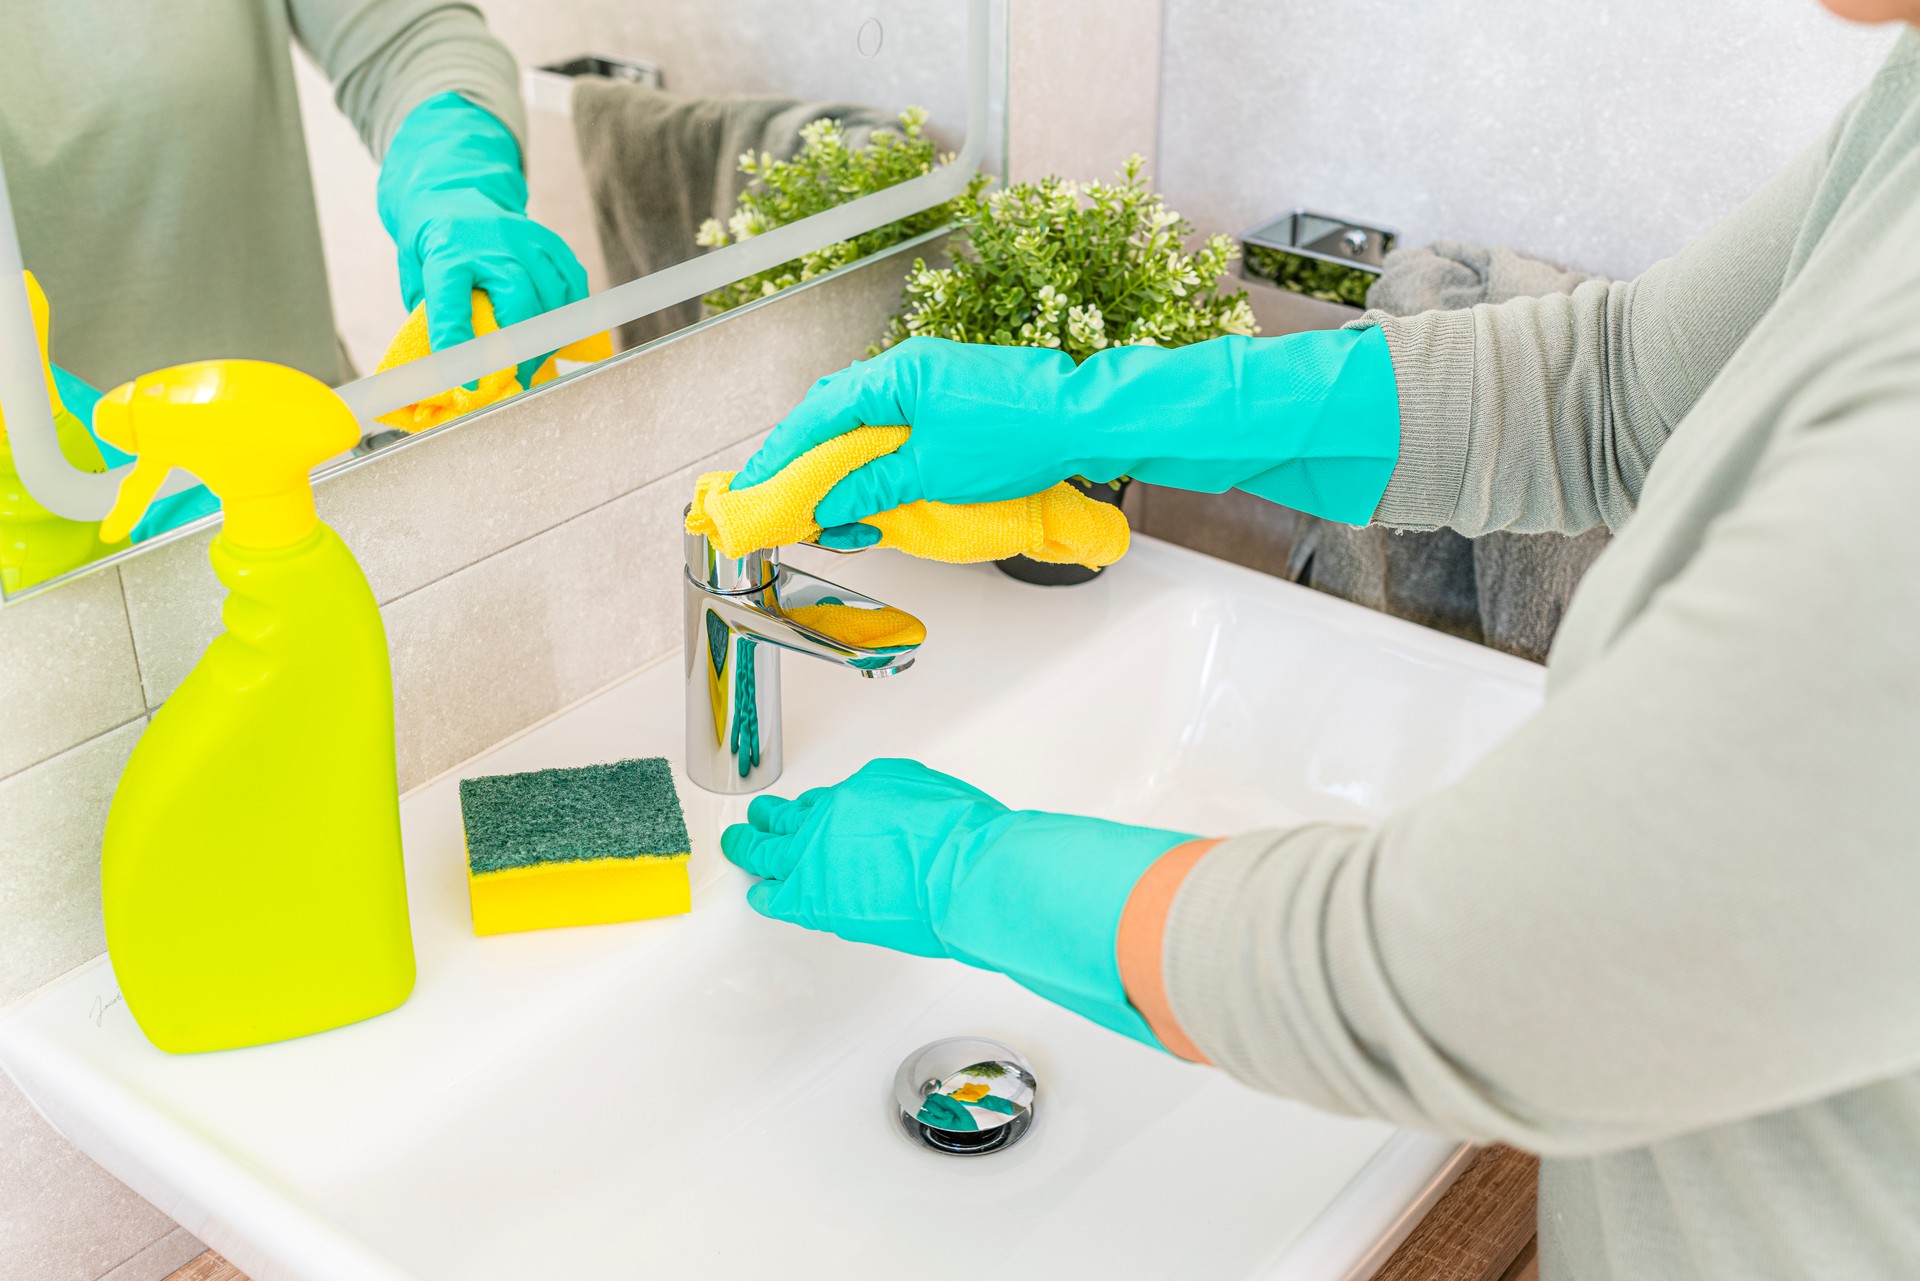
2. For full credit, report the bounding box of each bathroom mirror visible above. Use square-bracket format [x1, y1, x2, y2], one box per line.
[0, 0, 994, 602]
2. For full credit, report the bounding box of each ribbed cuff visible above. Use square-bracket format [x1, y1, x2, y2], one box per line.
[1346, 310, 1476, 531]
[1158, 829, 1348, 1112]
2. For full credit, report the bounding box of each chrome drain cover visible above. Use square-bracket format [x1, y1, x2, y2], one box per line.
[894, 1037, 1037, 1156]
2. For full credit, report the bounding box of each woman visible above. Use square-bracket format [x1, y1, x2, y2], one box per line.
[1, 0, 585, 538]
[720, 6, 1920, 1279]
[1, 0, 583, 389]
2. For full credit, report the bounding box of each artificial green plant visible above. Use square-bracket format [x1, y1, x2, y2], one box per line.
[874, 154, 1257, 361]
[699, 108, 988, 312]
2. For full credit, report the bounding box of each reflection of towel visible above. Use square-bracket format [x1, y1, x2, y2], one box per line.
[372, 291, 613, 432]
[572, 81, 890, 347]
[1367, 240, 1595, 315]
[1288, 240, 1610, 661]
[687, 426, 1131, 570]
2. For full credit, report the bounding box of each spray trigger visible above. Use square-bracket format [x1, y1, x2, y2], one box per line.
[100, 458, 169, 545]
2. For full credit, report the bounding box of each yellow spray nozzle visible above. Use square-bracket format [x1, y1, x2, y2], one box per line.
[100, 459, 169, 546]
[92, 379, 136, 453]
[95, 361, 358, 549]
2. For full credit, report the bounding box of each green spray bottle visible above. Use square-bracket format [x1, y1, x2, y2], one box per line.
[96, 360, 414, 1053]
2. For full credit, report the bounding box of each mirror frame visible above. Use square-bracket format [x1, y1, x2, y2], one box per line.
[0, 0, 989, 528]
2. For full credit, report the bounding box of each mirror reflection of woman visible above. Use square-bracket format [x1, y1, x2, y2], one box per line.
[0, 0, 585, 538]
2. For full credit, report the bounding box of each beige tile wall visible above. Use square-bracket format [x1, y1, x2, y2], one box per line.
[0, 249, 906, 1281]
[1005, 0, 1162, 184]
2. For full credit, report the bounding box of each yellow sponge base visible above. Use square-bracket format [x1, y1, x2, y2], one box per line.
[468, 854, 691, 936]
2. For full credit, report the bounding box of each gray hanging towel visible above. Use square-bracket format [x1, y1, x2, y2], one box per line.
[571, 79, 891, 347]
[1288, 239, 1610, 660]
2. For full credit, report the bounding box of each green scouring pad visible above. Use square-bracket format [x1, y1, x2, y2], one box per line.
[457, 757, 691, 935]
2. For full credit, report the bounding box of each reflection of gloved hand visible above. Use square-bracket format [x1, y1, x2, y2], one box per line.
[735, 330, 1402, 547]
[48, 366, 106, 468]
[377, 93, 588, 388]
[915, 1093, 977, 1131]
[720, 758, 1193, 1045]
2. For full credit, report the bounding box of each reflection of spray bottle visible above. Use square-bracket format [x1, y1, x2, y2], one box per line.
[96, 360, 414, 1054]
[0, 272, 115, 592]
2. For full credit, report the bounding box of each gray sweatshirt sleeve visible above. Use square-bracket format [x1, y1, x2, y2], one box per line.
[1360, 125, 1838, 538]
[287, 0, 526, 158]
[1161, 380, 1920, 1157]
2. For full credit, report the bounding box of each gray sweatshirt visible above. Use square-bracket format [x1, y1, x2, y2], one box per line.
[1163, 31, 1920, 1281]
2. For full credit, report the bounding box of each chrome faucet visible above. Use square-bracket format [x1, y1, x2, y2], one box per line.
[683, 511, 924, 794]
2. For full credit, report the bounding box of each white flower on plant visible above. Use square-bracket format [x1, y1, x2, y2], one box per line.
[1216, 298, 1257, 336]
[728, 209, 767, 241]
[1067, 304, 1108, 350]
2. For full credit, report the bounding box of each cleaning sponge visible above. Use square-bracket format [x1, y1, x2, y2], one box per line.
[458, 757, 691, 936]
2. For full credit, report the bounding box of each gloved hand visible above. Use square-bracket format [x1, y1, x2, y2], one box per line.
[735, 330, 1402, 548]
[377, 93, 589, 389]
[721, 758, 1194, 1046]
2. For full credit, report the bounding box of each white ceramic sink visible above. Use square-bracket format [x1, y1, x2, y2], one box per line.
[0, 537, 1545, 1281]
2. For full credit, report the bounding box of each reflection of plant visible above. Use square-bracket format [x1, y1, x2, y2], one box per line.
[875, 155, 1257, 362]
[960, 1060, 1009, 1079]
[700, 108, 988, 313]
[1242, 243, 1374, 307]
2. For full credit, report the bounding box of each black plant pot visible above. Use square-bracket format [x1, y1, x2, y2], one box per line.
[994, 478, 1128, 587]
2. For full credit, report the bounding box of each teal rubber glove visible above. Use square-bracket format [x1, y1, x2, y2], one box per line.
[736, 330, 1402, 548]
[58, 367, 217, 542]
[377, 93, 589, 389]
[721, 758, 1193, 1046]
[915, 1090, 1016, 1132]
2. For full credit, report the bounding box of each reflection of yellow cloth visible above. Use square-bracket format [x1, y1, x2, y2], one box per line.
[1, 273, 116, 593]
[785, 603, 926, 650]
[686, 426, 1130, 570]
[373, 290, 614, 433]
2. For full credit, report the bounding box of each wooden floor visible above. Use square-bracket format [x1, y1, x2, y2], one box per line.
[163, 1255, 247, 1281]
[166, 1146, 1540, 1281]
[1372, 1145, 1541, 1281]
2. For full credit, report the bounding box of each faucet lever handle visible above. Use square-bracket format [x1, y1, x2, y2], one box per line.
[683, 506, 776, 594]
[799, 538, 870, 556]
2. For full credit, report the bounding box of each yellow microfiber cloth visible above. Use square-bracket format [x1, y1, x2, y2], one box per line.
[686, 425, 1130, 569]
[373, 290, 615, 433]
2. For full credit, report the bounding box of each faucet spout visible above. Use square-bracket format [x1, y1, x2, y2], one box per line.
[683, 514, 923, 793]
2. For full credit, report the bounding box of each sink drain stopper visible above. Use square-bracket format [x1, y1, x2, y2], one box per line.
[894, 1037, 1037, 1156]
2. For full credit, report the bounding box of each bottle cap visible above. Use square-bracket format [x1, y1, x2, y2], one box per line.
[96, 361, 357, 549]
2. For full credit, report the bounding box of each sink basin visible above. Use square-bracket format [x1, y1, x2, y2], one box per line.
[0, 537, 1545, 1281]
